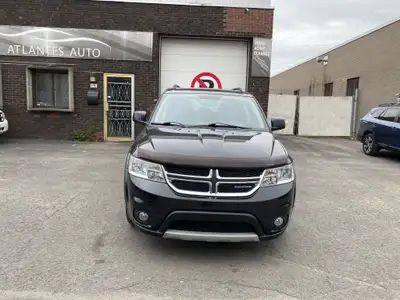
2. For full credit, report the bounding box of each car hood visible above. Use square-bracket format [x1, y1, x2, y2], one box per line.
[132, 126, 291, 168]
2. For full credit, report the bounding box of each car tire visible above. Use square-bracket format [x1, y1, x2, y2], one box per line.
[362, 133, 378, 156]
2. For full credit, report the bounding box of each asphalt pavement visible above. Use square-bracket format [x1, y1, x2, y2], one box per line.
[0, 136, 400, 300]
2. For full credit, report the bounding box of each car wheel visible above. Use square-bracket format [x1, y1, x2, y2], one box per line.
[362, 133, 378, 156]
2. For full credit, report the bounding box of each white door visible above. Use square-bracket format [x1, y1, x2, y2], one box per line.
[160, 38, 249, 94]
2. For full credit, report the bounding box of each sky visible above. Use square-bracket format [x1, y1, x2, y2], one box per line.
[271, 0, 400, 76]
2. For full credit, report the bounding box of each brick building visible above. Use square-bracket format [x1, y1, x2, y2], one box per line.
[0, 0, 274, 140]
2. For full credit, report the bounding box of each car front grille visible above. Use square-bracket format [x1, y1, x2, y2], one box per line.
[163, 165, 264, 198]
[217, 168, 264, 178]
[170, 179, 210, 193]
[0, 112, 4, 122]
[163, 166, 210, 177]
[217, 182, 258, 194]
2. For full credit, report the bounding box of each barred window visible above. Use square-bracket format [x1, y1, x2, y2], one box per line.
[26, 67, 74, 112]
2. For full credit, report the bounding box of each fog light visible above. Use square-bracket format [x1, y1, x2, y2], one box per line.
[138, 211, 149, 222]
[274, 217, 284, 227]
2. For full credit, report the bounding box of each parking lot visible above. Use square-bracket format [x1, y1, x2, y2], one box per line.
[1, 136, 400, 300]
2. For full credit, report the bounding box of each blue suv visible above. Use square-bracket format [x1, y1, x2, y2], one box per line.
[357, 101, 400, 156]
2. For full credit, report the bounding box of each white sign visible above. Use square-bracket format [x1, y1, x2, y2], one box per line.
[0, 26, 154, 61]
[7, 45, 102, 58]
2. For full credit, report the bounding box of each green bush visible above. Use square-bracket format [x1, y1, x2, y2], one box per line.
[71, 129, 92, 141]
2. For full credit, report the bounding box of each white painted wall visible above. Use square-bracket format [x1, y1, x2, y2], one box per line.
[298, 96, 353, 136]
[267, 94, 297, 135]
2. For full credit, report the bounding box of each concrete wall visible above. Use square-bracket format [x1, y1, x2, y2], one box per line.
[267, 94, 296, 134]
[270, 19, 400, 130]
[298, 96, 353, 136]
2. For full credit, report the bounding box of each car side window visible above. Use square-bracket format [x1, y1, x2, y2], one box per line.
[378, 108, 400, 122]
[370, 109, 384, 118]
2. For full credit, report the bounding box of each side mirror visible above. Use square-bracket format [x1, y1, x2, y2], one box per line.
[133, 110, 147, 124]
[271, 117, 286, 131]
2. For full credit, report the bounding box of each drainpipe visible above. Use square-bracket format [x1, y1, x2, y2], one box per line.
[351, 88, 359, 137]
[322, 64, 327, 96]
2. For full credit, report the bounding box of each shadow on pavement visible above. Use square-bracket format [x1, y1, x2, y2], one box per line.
[130, 228, 288, 262]
[374, 150, 400, 163]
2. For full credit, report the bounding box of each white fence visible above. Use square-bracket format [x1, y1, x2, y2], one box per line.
[267, 94, 297, 135]
[298, 96, 353, 136]
[268, 94, 354, 137]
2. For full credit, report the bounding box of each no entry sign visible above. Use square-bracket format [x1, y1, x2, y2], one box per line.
[190, 72, 222, 89]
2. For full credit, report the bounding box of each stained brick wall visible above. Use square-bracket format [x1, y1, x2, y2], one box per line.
[223, 8, 274, 36]
[0, 0, 274, 139]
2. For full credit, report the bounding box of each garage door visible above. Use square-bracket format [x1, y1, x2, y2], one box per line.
[160, 38, 249, 94]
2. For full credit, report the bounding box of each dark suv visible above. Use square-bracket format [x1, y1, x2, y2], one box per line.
[123, 86, 296, 242]
[357, 101, 400, 156]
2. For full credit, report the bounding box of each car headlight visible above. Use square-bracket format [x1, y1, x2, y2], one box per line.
[128, 155, 165, 182]
[261, 164, 294, 187]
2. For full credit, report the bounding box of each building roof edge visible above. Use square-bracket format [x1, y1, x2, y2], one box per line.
[272, 16, 400, 77]
[91, 0, 274, 9]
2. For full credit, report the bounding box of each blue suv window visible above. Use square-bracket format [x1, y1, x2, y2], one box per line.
[378, 108, 400, 122]
[370, 108, 384, 118]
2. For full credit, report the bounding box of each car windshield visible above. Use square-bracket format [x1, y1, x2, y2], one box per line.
[150, 91, 268, 129]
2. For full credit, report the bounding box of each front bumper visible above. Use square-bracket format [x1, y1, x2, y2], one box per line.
[356, 130, 363, 142]
[0, 120, 8, 135]
[126, 174, 296, 242]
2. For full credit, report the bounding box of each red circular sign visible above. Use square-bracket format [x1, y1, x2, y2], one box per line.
[190, 72, 222, 89]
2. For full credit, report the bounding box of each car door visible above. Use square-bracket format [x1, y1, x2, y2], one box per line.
[391, 109, 400, 149]
[372, 108, 388, 145]
[376, 108, 400, 147]
[363, 108, 385, 144]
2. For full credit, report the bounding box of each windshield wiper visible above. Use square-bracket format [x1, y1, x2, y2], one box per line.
[150, 121, 187, 127]
[190, 122, 250, 129]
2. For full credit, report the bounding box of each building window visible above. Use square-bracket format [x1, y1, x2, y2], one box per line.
[26, 67, 74, 111]
[346, 77, 359, 97]
[324, 82, 333, 96]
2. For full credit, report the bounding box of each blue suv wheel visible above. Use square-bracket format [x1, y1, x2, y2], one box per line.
[362, 133, 378, 156]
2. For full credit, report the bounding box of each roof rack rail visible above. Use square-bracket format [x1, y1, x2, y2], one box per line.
[379, 94, 400, 106]
[163, 84, 181, 92]
[378, 102, 400, 107]
[232, 87, 243, 93]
